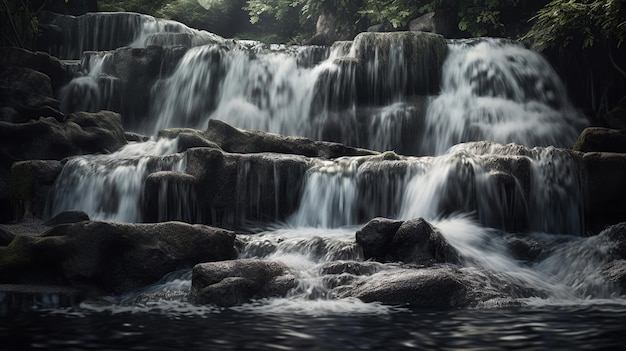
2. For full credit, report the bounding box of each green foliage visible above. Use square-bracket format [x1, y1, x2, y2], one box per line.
[0, 0, 39, 48]
[359, 0, 420, 29]
[523, 0, 626, 50]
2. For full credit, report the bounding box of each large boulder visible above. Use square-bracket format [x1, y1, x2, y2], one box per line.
[355, 217, 403, 261]
[0, 221, 236, 294]
[0, 66, 63, 123]
[408, 11, 461, 38]
[191, 259, 297, 306]
[0, 110, 127, 168]
[205, 119, 376, 158]
[0, 47, 69, 91]
[573, 127, 626, 153]
[347, 266, 470, 307]
[356, 217, 460, 265]
[10, 160, 63, 221]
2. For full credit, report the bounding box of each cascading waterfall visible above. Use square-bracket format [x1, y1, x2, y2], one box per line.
[41, 13, 626, 314]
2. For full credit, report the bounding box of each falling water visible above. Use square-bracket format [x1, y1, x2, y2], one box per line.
[45, 138, 184, 222]
[38, 12, 626, 319]
[422, 38, 587, 155]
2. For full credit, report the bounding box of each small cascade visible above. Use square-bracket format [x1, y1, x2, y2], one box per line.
[401, 142, 585, 235]
[45, 138, 184, 222]
[44, 12, 224, 59]
[151, 45, 226, 133]
[60, 51, 117, 114]
[422, 38, 587, 155]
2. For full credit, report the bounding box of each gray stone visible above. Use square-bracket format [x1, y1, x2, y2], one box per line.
[573, 127, 626, 153]
[191, 259, 297, 306]
[205, 119, 376, 158]
[348, 266, 470, 307]
[0, 221, 236, 294]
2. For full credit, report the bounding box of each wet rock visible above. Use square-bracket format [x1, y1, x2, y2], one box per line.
[601, 260, 626, 294]
[573, 127, 626, 153]
[125, 132, 150, 143]
[319, 261, 382, 276]
[0, 110, 126, 168]
[584, 153, 626, 230]
[43, 211, 90, 227]
[0, 221, 236, 294]
[348, 266, 470, 307]
[410, 12, 436, 33]
[392, 218, 460, 265]
[356, 217, 460, 265]
[355, 217, 403, 261]
[112, 46, 165, 126]
[191, 259, 297, 306]
[185, 147, 310, 227]
[205, 119, 376, 158]
[10, 160, 63, 221]
[506, 236, 544, 262]
[0, 66, 63, 123]
[143, 171, 200, 223]
[0, 47, 69, 91]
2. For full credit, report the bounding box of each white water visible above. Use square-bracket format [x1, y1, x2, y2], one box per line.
[422, 39, 587, 155]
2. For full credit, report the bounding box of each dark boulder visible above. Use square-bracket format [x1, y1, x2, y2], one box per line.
[408, 11, 461, 38]
[356, 217, 460, 265]
[506, 235, 544, 262]
[205, 119, 376, 158]
[392, 218, 460, 265]
[0, 221, 236, 294]
[355, 217, 403, 260]
[0, 47, 69, 91]
[347, 266, 470, 307]
[10, 160, 63, 221]
[0, 66, 63, 123]
[573, 127, 626, 153]
[112, 46, 165, 127]
[191, 259, 297, 306]
[0, 110, 126, 167]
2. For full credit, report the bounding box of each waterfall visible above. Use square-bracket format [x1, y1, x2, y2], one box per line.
[45, 138, 184, 222]
[46, 12, 223, 59]
[422, 38, 587, 155]
[38, 13, 626, 313]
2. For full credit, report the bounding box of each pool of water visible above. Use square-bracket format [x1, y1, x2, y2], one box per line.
[2, 304, 625, 350]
